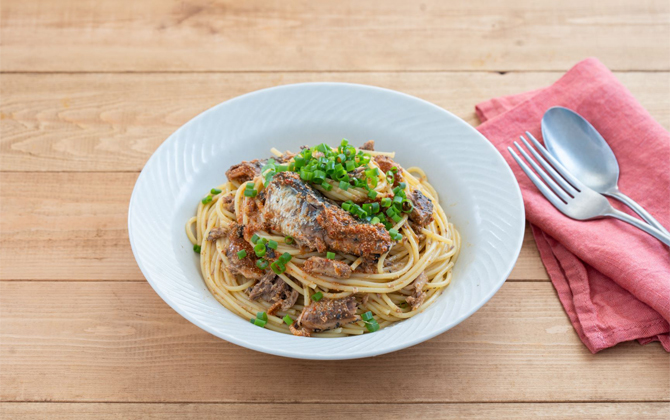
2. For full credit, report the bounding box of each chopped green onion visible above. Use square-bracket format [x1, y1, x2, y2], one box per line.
[401, 199, 414, 213]
[326, 252, 336, 259]
[260, 237, 268, 245]
[386, 207, 397, 217]
[342, 201, 352, 212]
[345, 161, 355, 172]
[201, 195, 213, 204]
[322, 182, 333, 191]
[283, 315, 293, 325]
[251, 318, 267, 328]
[237, 250, 247, 259]
[193, 244, 201, 253]
[278, 252, 292, 265]
[300, 170, 314, 181]
[370, 217, 380, 224]
[365, 319, 380, 332]
[284, 236, 294, 244]
[390, 166, 398, 173]
[251, 234, 259, 244]
[267, 240, 278, 250]
[211, 188, 222, 194]
[341, 138, 349, 147]
[393, 195, 403, 204]
[256, 259, 269, 270]
[244, 189, 257, 197]
[257, 311, 268, 321]
[276, 164, 289, 172]
[312, 170, 326, 183]
[386, 171, 394, 184]
[270, 261, 285, 275]
[312, 292, 324, 302]
[361, 311, 374, 322]
[254, 243, 266, 257]
[339, 181, 349, 191]
[368, 190, 378, 199]
[381, 197, 392, 207]
[399, 182, 407, 189]
[392, 214, 402, 223]
[388, 228, 403, 241]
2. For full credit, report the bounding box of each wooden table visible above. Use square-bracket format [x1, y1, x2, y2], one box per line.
[1, 1, 669, 418]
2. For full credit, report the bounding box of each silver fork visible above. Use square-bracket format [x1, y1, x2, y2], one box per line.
[508, 132, 670, 246]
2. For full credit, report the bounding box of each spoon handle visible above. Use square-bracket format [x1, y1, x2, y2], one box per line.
[605, 209, 670, 246]
[606, 191, 670, 236]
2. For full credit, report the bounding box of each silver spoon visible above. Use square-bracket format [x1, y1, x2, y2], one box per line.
[541, 107, 669, 235]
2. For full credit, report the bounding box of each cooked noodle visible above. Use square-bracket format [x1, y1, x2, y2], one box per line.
[186, 145, 461, 337]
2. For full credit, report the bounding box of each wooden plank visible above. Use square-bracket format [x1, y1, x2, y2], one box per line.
[1, 71, 669, 173]
[0, 172, 547, 281]
[1, 0, 668, 72]
[2, 402, 669, 420]
[1, 281, 667, 403]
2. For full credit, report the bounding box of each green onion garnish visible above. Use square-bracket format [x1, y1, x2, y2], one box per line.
[284, 236, 294, 244]
[361, 311, 374, 322]
[201, 195, 213, 204]
[237, 250, 247, 259]
[312, 292, 324, 302]
[245, 182, 255, 190]
[270, 261, 285, 275]
[244, 189, 257, 197]
[256, 259, 269, 270]
[370, 217, 380, 224]
[283, 315, 293, 325]
[251, 234, 259, 244]
[368, 190, 378, 199]
[322, 182, 333, 191]
[267, 240, 278, 250]
[381, 197, 392, 207]
[257, 311, 268, 321]
[193, 244, 201, 253]
[365, 319, 380, 332]
[254, 242, 266, 257]
[388, 228, 403, 241]
[326, 252, 336, 259]
[278, 252, 292, 265]
[211, 188, 222, 194]
[251, 318, 267, 328]
[339, 181, 349, 191]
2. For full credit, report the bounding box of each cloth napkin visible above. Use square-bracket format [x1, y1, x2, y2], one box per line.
[475, 58, 670, 353]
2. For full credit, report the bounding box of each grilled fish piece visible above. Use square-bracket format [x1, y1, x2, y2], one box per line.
[303, 256, 353, 279]
[225, 153, 296, 184]
[298, 296, 360, 332]
[224, 223, 264, 280]
[408, 189, 434, 227]
[262, 172, 392, 256]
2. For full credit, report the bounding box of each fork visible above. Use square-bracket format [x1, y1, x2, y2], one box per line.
[508, 132, 670, 246]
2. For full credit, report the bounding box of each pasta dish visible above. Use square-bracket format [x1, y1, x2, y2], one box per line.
[186, 140, 460, 337]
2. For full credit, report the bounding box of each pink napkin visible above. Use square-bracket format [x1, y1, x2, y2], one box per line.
[475, 58, 670, 353]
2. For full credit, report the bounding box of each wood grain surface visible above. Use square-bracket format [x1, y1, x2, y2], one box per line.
[2, 402, 669, 420]
[1, 0, 669, 72]
[1, 281, 668, 403]
[1, 0, 668, 418]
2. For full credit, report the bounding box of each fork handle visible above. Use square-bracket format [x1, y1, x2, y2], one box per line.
[606, 208, 670, 246]
[606, 190, 670, 236]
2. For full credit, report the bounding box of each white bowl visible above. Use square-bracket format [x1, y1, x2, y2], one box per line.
[128, 83, 524, 360]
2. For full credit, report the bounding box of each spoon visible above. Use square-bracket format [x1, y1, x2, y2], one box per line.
[541, 106, 669, 235]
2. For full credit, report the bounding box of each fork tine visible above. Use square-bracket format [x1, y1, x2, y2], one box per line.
[525, 131, 584, 191]
[508, 147, 566, 209]
[513, 141, 571, 203]
[519, 135, 578, 196]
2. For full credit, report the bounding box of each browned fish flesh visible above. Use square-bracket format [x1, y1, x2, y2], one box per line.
[297, 296, 360, 332]
[303, 256, 352, 279]
[262, 172, 392, 256]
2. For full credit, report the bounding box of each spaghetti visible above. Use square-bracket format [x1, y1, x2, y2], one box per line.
[186, 141, 460, 337]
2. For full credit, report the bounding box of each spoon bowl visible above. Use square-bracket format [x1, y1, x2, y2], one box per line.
[541, 107, 619, 193]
